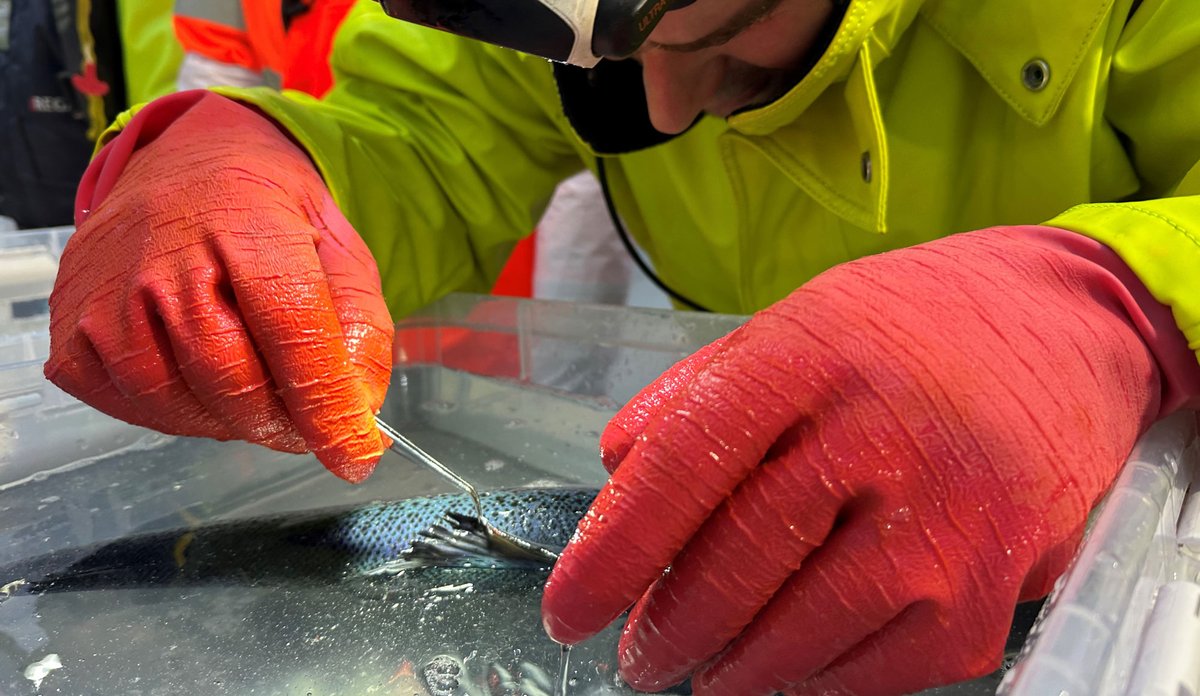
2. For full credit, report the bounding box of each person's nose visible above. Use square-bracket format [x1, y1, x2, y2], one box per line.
[637, 48, 714, 135]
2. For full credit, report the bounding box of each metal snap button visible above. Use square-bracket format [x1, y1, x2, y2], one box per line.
[861, 151, 872, 183]
[1021, 59, 1051, 92]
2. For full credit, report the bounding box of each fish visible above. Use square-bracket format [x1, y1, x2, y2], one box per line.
[0, 487, 599, 595]
[0, 487, 638, 696]
[0, 487, 1038, 695]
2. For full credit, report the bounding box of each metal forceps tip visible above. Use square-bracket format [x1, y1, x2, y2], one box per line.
[374, 415, 559, 565]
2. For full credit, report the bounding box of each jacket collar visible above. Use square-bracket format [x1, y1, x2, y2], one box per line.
[716, 0, 920, 234]
[728, 0, 921, 136]
[919, 0, 1116, 126]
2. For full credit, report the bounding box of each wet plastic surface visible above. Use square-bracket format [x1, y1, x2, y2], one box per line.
[1001, 411, 1200, 696]
[0, 294, 746, 695]
[0, 289, 1120, 695]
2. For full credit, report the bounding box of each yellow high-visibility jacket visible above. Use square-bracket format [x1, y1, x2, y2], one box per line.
[120, 0, 183, 105]
[105, 0, 1200, 364]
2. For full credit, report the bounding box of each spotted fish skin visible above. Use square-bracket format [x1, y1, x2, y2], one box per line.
[3, 487, 599, 593]
[329, 487, 598, 570]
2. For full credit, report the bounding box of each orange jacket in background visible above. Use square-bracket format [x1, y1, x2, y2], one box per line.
[173, 0, 354, 97]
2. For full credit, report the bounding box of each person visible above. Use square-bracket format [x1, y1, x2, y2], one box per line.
[0, 0, 181, 229]
[41, 0, 1200, 693]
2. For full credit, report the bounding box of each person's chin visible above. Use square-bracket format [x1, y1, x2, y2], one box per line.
[707, 77, 782, 119]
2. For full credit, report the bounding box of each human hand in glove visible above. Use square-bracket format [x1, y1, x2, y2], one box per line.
[45, 90, 393, 483]
[542, 226, 1200, 695]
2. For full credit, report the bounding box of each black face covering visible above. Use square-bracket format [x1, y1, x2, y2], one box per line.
[554, 59, 698, 155]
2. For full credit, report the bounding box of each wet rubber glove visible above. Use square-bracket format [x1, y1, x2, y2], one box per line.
[542, 226, 1200, 695]
[45, 90, 393, 483]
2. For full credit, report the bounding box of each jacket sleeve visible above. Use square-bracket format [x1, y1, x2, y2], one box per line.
[115, 2, 584, 318]
[1046, 0, 1200, 364]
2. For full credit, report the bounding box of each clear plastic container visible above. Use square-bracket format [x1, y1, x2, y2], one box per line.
[0, 292, 749, 695]
[2, 284, 1194, 696]
[1001, 410, 1200, 696]
[0, 225, 71, 342]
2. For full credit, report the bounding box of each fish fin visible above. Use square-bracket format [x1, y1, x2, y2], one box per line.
[401, 535, 491, 567]
[0, 579, 30, 602]
[397, 513, 549, 570]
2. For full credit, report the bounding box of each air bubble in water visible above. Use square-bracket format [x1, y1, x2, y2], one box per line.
[23, 653, 62, 689]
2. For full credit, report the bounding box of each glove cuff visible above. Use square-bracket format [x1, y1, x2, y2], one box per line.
[75, 90, 285, 225]
[1016, 225, 1200, 415]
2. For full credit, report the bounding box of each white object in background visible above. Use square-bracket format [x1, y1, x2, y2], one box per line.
[176, 52, 265, 91]
[0, 245, 57, 333]
[0, 216, 16, 232]
[534, 171, 670, 310]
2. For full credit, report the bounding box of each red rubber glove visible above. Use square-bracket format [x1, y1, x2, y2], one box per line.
[45, 90, 393, 483]
[542, 226, 1200, 695]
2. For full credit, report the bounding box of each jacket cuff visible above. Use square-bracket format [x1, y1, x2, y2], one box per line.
[1047, 199, 1200, 377]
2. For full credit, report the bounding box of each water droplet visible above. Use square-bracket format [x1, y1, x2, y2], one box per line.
[556, 643, 573, 696]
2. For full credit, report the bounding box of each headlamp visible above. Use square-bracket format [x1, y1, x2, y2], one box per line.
[375, 0, 698, 68]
